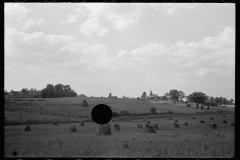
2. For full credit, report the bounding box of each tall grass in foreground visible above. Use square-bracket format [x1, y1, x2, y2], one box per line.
[5, 128, 234, 158]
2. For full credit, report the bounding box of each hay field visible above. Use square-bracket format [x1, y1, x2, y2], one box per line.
[4, 97, 235, 158]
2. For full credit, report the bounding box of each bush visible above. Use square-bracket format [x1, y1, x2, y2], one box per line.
[166, 110, 173, 114]
[149, 107, 157, 114]
[119, 109, 131, 116]
[112, 111, 120, 117]
[186, 104, 191, 107]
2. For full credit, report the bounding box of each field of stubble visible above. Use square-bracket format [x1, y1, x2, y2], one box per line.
[5, 114, 234, 158]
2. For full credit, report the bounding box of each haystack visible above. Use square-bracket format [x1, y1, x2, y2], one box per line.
[69, 126, 77, 132]
[210, 117, 214, 120]
[53, 121, 58, 126]
[231, 122, 235, 127]
[24, 125, 31, 131]
[81, 99, 89, 107]
[80, 121, 85, 126]
[192, 117, 195, 119]
[222, 120, 227, 124]
[113, 124, 120, 131]
[143, 121, 156, 133]
[173, 123, 179, 128]
[183, 122, 188, 126]
[143, 118, 147, 121]
[112, 119, 116, 122]
[169, 118, 172, 120]
[199, 120, 205, 123]
[152, 123, 159, 130]
[174, 120, 178, 123]
[137, 123, 143, 129]
[96, 124, 112, 136]
[208, 123, 217, 129]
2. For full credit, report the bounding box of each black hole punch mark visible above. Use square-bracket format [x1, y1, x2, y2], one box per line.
[13, 151, 17, 156]
[91, 104, 112, 125]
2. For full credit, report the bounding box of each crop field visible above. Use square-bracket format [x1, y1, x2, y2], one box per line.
[4, 97, 235, 158]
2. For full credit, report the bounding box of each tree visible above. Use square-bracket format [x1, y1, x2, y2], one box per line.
[208, 97, 215, 106]
[41, 88, 48, 98]
[108, 93, 112, 98]
[54, 83, 64, 92]
[222, 98, 227, 105]
[149, 90, 153, 99]
[164, 92, 170, 100]
[214, 97, 220, 106]
[187, 92, 208, 109]
[47, 90, 55, 98]
[21, 88, 28, 94]
[230, 99, 234, 104]
[141, 91, 147, 100]
[168, 89, 179, 102]
[178, 91, 185, 102]
[162, 96, 168, 101]
[149, 107, 157, 114]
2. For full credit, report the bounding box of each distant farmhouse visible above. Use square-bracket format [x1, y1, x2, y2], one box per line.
[5, 88, 41, 98]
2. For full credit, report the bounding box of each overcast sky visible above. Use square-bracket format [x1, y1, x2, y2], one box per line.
[5, 3, 235, 100]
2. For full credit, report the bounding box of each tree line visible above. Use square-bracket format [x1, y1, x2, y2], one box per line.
[140, 89, 234, 108]
[41, 83, 77, 98]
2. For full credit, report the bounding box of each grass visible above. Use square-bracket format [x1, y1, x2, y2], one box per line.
[4, 97, 235, 158]
[5, 114, 234, 158]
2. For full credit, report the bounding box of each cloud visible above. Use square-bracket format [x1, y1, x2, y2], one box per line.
[139, 70, 156, 75]
[165, 4, 196, 15]
[5, 29, 76, 55]
[80, 17, 108, 37]
[174, 72, 190, 78]
[211, 57, 235, 68]
[169, 26, 235, 64]
[78, 3, 146, 30]
[195, 68, 219, 77]
[61, 15, 78, 25]
[5, 3, 44, 30]
[181, 61, 197, 68]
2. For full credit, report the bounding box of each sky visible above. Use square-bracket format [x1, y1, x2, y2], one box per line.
[4, 3, 235, 100]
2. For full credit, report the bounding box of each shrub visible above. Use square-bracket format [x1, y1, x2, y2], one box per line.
[201, 106, 203, 109]
[149, 107, 157, 114]
[186, 104, 191, 107]
[166, 110, 173, 114]
[112, 111, 120, 117]
[118, 109, 131, 116]
[207, 107, 209, 110]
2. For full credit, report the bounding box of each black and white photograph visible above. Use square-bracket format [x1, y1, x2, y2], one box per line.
[4, 3, 235, 158]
